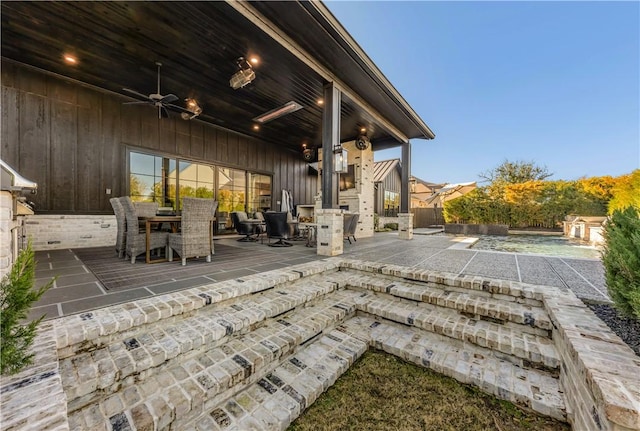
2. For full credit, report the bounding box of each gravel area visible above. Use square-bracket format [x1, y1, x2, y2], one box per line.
[587, 303, 640, 356]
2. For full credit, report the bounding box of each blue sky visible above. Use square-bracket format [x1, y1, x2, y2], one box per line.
[325, 1, 640, 184]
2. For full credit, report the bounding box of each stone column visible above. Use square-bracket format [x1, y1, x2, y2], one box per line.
[398, 213, 413, 240]
[315, 208, 343, 256]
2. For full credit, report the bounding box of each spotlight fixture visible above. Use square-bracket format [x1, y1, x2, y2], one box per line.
[253, 101, 303, 124]
[355, 134, 370, 150]
[180, 98, 202, 120]
[230, 57, 256, 90]
[302, 143, 316, 162]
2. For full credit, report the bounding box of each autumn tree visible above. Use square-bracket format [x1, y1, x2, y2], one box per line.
[480, 160, 553, 185]
[608, 169, 640, 213]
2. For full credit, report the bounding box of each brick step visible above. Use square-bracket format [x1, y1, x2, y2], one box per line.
[54, 260, 342, 359]
[343, 289, 559, 371]
[339, 259, 547, 306]
[66, 290, 359, 430]
[182, 327, 369, 430]
[339, 316, 566, 422]
[61, 272, 343, 411]
[325, 269, 552, 333]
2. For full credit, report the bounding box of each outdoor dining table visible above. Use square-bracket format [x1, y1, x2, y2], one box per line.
[139, 215, 181, 264]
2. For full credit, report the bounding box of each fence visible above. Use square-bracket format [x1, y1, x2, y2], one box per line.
[411, 208, 444, 228]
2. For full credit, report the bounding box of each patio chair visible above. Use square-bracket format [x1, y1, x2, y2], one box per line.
[343, 213, 359, 244]
[109, 197, 126, 258]
[134, 201, 159, 230]
[231, 211, 260, 241]
[168, 198, 218, 265]
[263, 211, 293, 247]
[121, 196, 168, 264]
[134, 201, 158, 218]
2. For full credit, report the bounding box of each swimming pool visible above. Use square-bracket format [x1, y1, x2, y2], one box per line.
[469, 234, 602, 259]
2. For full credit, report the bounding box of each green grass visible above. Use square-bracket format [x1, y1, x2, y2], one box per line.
[288, 350, 570, 431]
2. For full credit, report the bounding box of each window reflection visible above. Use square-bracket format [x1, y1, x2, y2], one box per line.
[129, 151, 272, 224]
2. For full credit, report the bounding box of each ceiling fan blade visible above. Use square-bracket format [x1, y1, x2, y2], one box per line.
[165, 103, 191, 113]
[122, 88, 151, 100]
[123, 101, 150, 105]
[161, 94, 178, 104]
[161, 106, 169, 118]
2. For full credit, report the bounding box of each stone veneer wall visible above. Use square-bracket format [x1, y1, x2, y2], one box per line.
[23, 214, 116, 251]
[337, 141, 374, 239]
[0, 191, 19, 279]
[317, 140, 374, 239]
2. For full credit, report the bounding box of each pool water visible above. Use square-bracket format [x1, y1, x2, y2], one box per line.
[469, 234, 602, 259]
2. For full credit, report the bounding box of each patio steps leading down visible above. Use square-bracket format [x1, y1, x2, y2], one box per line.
[3, 258, 568, 431]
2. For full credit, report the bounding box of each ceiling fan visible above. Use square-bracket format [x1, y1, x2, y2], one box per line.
[122, 62, 201, 119]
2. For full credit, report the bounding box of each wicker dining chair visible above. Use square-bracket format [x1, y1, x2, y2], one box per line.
[120, 196, 168, 264]
[168, 197, 218, 265]
[109, 197, 126, 258]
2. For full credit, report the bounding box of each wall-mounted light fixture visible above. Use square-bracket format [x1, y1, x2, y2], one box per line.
[333, 143, 348, 173]
[180, 98, 202, 120]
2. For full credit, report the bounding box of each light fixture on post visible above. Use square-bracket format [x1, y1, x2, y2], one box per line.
[230, 57, 256, 90]
[180, 98, 202, 120]
[333, 142, 348, 173]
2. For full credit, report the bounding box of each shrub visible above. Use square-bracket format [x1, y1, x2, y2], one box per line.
[384, 223, 398, 231]
[1, 243, 53, 375]
[602, 206, 640, 318]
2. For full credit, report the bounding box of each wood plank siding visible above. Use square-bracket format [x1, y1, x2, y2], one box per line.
[373, 159, 401, 215]
[1, 60, 317, 214]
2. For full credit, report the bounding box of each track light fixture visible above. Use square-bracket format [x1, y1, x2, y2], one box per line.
[230, 56, 256, 90]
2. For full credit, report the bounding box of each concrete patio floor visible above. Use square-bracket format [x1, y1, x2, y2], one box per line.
[29, 231, 609, 322]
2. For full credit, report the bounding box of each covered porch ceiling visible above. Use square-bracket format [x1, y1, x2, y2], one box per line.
[1, 1, 434, 154]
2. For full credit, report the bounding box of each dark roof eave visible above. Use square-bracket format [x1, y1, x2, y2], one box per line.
[310, 2, 436, 141]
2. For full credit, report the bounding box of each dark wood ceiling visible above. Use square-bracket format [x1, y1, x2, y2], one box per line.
[1, 1, 433, 153]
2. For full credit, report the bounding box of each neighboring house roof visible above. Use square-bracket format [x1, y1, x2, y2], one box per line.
[373, 159, 401, 183]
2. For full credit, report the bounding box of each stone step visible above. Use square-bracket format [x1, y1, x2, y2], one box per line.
[66, 290, 359, 430]
[339, 316, 566, 422]
[339, 259, 548, 305]
[61, 273, 342, 408]
[343, 289, 559, 371]
[178, 314, 564, 430]
[325, 269, 552, 333]
[54, 260, 342, 359]
[182, 327, 369, 430]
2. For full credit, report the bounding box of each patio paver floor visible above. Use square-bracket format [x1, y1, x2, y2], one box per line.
[29, 232, 609, 321]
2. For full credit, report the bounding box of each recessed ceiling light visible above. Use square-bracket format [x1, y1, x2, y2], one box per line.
[64, 54, 77, 64]
[360, 127, 367, 133]
[249, 56, 259, 65]
[253, 124, 260, 131]
[317, 99, 324, 105]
